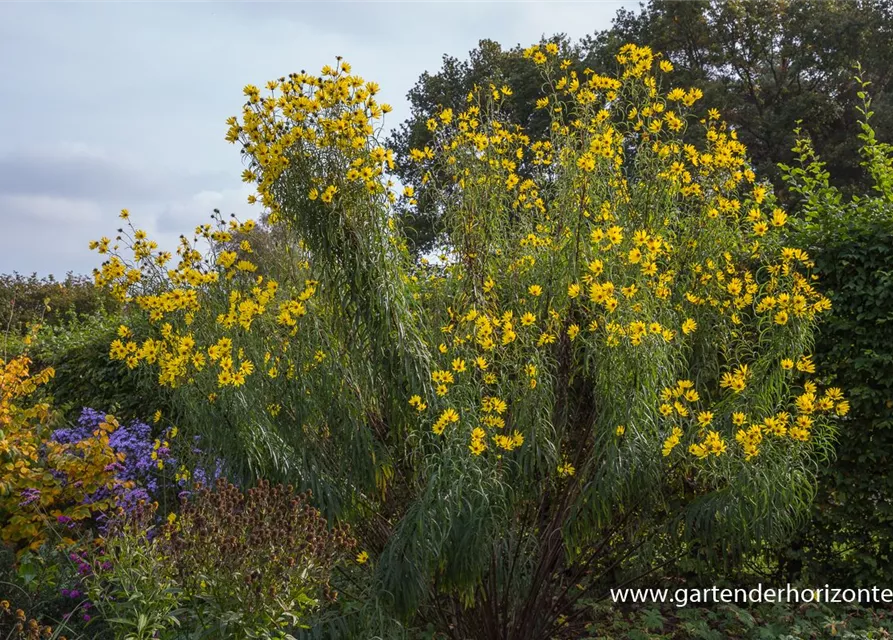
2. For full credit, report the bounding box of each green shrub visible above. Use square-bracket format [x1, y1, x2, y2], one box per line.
[0, 272, 119, 335]
[780, 79, 893, 584]
[86, 481, 354, 639]
[30, 313, 169, 423]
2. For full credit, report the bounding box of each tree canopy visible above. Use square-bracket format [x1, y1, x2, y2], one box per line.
[390, 0, 893, 255]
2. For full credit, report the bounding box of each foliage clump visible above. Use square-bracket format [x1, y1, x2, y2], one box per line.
[391, 0, 893, 254]
[777, 76, 893, 585]
[87, 480, 354, 639]
[0, 272, 119, 337]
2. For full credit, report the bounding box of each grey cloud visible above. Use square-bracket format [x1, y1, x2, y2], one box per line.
[211, 2, 511, 43]
[0, 145, 232, 202]
[153, 186, 255, 234]
[0, 194, 102, 227]
[0, 194, 106, 276]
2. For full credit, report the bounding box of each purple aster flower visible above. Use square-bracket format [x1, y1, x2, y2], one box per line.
[213, 458, 225, 481]
[192, 466, 208, 487]
[19, 487, 41, 507]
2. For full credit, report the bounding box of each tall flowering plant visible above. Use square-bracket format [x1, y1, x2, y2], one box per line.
[92, 44, 847, 638]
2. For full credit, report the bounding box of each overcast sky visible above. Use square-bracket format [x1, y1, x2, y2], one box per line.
[0, 1, 635, 277]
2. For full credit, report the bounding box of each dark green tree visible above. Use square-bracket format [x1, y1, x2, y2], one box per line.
[597, 0, 893, 192]
[391, 0, 893, 255]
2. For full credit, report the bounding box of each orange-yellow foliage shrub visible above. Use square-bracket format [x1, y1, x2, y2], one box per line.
[0, 356, 123, 552]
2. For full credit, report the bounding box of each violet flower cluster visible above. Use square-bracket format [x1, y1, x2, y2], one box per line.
[49, 409, 229, 628]
[52, 408, 162, 512]
[51, 408, 228, 513]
